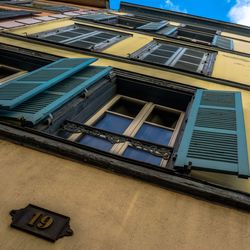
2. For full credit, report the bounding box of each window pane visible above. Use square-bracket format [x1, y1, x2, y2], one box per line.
[108, 98, 144, 117]
[146, 107, 179, 128]
[93, 112, 132, 134]
[123, 147, 162, 166]
[78, 135, 113, 151]
[135, 123, 173, 146]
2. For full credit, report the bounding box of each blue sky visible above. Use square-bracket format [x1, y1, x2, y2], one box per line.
[110, 0, 250, 26]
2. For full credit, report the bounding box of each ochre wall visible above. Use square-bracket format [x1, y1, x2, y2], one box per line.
[0, 139, 250, 250]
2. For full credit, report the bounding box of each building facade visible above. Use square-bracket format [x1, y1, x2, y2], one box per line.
[0, 1, 250, 249]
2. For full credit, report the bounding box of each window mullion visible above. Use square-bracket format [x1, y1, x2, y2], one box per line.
[112, 102, 154, 155]
[167, 47, 186, 66]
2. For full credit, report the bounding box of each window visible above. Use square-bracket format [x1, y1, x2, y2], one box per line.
[0, 57, 248, 179]
[0, 65, 21, 80]
[159, 24, 234, 50]
[68, 95, 184, 167]
[76, 13, 149, 29]
[31, 24, 130, 51]
[130, 40, 215, 75]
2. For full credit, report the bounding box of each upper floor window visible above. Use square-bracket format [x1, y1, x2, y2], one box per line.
[130, 40, 215, 75]
[75, 13, 234, 50]
[31, 24, 130, 51]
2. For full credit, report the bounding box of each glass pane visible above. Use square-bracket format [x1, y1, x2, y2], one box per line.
[123, 147, 162, 166]
[135, 123, 173, 146]
[146, 107, 179, 128]
[79, 135, 113, 152]
[108, 97, 144, 118]
[93, 112, 132, 134]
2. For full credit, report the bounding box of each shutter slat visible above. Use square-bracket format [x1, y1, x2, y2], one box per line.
[174, 90, 249, 178]
[157, 26, 177, 35]
[0, 66, 112, 126]
[137, 21, 168, 31]
[77, 13, 117, 21]
[212, 35, 234, 50]
[0, 58, 96, 109]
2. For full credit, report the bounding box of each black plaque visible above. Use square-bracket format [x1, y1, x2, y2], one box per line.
[10, 204, 73, 242]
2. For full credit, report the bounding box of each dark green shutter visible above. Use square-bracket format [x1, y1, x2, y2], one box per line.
[0, 58, 96, 109]
[0, 66, 112, 126]
[212, 35, 234, 50]
[174, 90, 249, 178]
[137, 21, 168, 31]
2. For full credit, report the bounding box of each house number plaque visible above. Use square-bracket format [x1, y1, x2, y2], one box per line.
[10, 204, 73, 242]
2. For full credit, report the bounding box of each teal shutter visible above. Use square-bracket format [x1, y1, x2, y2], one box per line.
[0, 66, 112, 126]
[137, 21, 168, 31]
[0, 58, 96, 109]
[212, 35, 234, 50]
[174, 90, 249, 178]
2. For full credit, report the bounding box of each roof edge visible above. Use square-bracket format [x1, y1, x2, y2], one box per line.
[120, 2, 250, 35]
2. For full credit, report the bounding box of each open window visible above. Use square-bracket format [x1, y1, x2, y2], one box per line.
[130, 40, 215, 75]
[0, 57, 248, 178]
[30, 24, 130, 51]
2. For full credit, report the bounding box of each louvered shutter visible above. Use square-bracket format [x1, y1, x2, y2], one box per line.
[0, 66, 112, 126]
[174, 90, 249, 178]
[137, 21, 168, 31]
[77, 13, 117, 21]
[157, 26, 177, 35]
[170, 48, 208, 74]
[0, 10, 34, 20]
[212, 35, 234, 50]
[0, 58, 96, 109]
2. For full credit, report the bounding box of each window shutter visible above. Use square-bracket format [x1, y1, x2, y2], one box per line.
[0, 66, 112, 126]
[0, 10, 34, 20]
[170, 48, 208, 74]
[157, 26, 177, 35]
[212, 35, 234, 50]
[77, 13, 117, 21]
[0, 58, 96, 109]
[137, 21, 168, 31]
[174, 90, 249, 178]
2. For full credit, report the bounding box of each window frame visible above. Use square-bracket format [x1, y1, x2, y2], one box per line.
[130, 39, 216, 76]
[68, 94, 185, 168]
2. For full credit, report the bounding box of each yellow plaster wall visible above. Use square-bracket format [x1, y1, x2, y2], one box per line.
[221, 32, 250, 42]
[212, 52, 250, 85]
[233, 39, 250, 54]
[0, 139, 250, 250]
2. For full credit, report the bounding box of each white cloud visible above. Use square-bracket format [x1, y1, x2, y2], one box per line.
[228, 0, 250, 26]
[160, 0, 188, 13]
